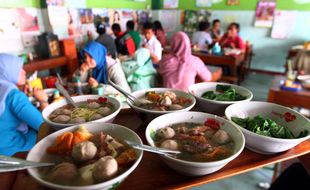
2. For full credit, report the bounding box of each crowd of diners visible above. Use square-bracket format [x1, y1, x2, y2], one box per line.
[0, 18, 246, 157]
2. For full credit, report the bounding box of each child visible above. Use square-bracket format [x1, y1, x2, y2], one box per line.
[142, 22, 163, 64]
[112, 23, 136, 56]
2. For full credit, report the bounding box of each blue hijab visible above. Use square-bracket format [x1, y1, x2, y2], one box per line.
[0, 54, 24, 115]
[83, 41, 108, 84]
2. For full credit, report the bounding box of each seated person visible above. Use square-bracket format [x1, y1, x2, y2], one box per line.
[219, 22, 246, 52]
[153, 20, 167, 47]
[112, 23, 136, 56]
[121, 48, 157, 92]
[73, 41, 131, 92]
[142, 22, 163, 64]
[159, 32, 212, 91]
[95, 23, 117, 58]
[192, 21, 213, 50]
[126, 20, 141, 50]
[210, 19, 222, 43]
[0, 54, 48, 156]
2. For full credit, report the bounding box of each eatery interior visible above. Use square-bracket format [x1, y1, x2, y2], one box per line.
[0, 0, 310, 189]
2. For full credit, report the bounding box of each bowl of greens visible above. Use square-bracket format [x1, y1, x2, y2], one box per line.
[188, 82, 253, 115]
[225, 101, 310, 154]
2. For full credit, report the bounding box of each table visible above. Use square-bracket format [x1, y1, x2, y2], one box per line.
[163, 47, 245, 84]
[3, 109, 310, 190]
[268, 76, 310, 109]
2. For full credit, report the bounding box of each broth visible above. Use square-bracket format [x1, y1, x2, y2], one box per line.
[153, 122, 234, 162]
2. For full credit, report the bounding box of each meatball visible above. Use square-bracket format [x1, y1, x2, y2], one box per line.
[212, 130, 231, 145]
[92, 156, 118, 182]
[72, 141, 97, 162]
[61, 109, 72, 115]
[160, 96, 172, 106]
[163, 91, 177, 101]
[97, 107, 111, 116]
[52, 115, 71, 123]
[157, 127, 175, 139]
[160, 140, 178, 150]
[89, 114, 103, 121]
[47, 162, 78, 182]
[70, 117, 86, 124]
[87, 102, 101, 109]
[169, 104, 183, 110]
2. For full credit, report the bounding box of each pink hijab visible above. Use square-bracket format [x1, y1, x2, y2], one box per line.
[160, 32, 210, 91]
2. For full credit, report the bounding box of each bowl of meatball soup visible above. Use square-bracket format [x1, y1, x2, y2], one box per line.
[146, 111, 245, 176]
[42, 95, 121, 130]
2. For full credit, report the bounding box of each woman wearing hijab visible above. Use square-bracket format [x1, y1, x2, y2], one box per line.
[122, 48, 157, 91]
[159, 32, 212, 91]
[0, 54, 47, 156]
[74, 41, 131, 92]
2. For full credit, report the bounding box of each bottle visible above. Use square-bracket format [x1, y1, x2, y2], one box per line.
[52, 90, 63, 103]
[74, 77, 83, 95]
[212, 42, 221, 55]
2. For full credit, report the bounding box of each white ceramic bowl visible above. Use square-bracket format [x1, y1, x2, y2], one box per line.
[42, 95, 121, 130]
[27, 123, 143, 190]
[188, 82, 253, 115]
[127, 88, 196, 122]
[225, 101, 310, 154]
[145, 111, 245, 176]
[297, 75, 310, 89]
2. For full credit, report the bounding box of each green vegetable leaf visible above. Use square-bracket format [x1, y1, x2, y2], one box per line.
[150, 129, 156, 141]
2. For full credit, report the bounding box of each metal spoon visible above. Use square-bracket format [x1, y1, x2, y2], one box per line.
[125, 141, 181, 156]
[0, 156, 54, 172]
[107, 79, 151, 106]
[55, 81, 78, 108]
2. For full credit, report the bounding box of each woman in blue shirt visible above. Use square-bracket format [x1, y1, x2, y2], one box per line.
[0, 54, 47, 156]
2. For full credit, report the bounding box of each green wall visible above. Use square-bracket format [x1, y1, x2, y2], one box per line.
[0, 0, 152, 9]
[0, 0, 41, 8]
[156, 0, 310, 11]
[87, 0, 151, 9]
[2, 0, 310, 10]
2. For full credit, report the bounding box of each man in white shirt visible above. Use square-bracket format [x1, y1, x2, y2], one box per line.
[192, 21, 213, 50]
[142, 22, 162, 64]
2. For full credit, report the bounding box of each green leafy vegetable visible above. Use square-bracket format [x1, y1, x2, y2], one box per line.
[231, 116, 309, 139]
[202, 85, 246, 101]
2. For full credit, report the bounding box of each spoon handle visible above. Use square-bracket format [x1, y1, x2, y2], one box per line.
[108, 79, 136, 103]
[55, 82, 78, 108]
[0, 156, 54, 173]
[126, 141, 181, 155]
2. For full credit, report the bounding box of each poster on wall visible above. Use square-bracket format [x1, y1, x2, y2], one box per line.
[196, 0, 212, 7]
[227, 0, 240, 6]
[48, 6, 69, 39]
[79, 9, 94, 24]
[64, 0, 86, 8]
[254, 0, 276, 28]
[159, 10, 179, 32]
[271, 11, 297, 39]
[17, 8, 40, 46]
[46, 0, 64, 6]
[0, 9, 24, 52]
[109, 10, 123, 27]
[121, 10, 134, 31]
[67, 8, 82, 37]
[164, 0, 179, 9]
[182, 10, 211, 33]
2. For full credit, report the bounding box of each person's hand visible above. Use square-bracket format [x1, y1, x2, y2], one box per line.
[88, 77, 99, 88]
[80, 63, 90, 73]
[230, 42, 236, 49]
[33, 88, 48, 102]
